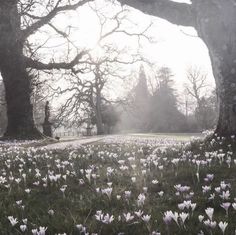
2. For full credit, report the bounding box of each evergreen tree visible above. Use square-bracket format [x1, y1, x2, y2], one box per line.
[149, 67, 186, 132]
[131, 65, 150, 131]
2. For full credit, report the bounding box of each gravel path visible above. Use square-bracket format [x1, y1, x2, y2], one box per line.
[44, 136, 104, 149]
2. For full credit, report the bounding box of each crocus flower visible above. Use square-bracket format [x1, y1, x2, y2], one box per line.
[123, 212, 134, 222]
[198, 215, 204, 223]
[205, 207, 214, 220]
[179, 212, 188, 224]
[142, 214, 151, 223]
[8, 216, 18, 226]
[203, 219, 217, 229]
[218, 221, 228, 235]
[20, 224, 27, 232]
[221, 202, 231, 216]
[38, 226, 47, 235]
[137, 193, 146, 207]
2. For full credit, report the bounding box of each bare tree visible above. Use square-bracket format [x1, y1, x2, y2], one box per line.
[185, 67, 208, 109]
[0, 0, 93, 139]
[185, 67, 217, 130]
[117, 0, 236, 136]
[52, 4, 151, 135]
[54, 49, 142, 135]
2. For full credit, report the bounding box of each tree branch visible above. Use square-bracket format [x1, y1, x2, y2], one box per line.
[24, 51, 88, 70]
[117, 0, 196, 27]
[22, 0, 93, 40]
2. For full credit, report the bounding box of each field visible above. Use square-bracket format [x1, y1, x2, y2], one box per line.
[0, 134, 236, 234]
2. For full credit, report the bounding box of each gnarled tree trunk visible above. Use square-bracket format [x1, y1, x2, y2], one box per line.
[194, 1, 236, 136]
[118, 0, 236, 136]
[0, 2, 41, 139]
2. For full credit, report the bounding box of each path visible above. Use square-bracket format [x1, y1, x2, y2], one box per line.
[44, 136, 104, 149]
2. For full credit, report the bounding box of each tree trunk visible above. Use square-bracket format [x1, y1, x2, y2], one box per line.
[95, 91, 104, 135]
[43, 101, 53, 137]
[213, 60, 236, 136]
[0, 2, 41, 139]
[194, 1, 236, 136]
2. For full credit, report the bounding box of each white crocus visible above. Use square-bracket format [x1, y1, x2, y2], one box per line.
[8, 216, 18, 226]
[38, 226, 47, 235]
[134, 210, 143, 218]
[102, 213, 114, 224]
[198, 215, 204, 223]
[232, 203, 236, 210]
[123, 212, 134, 222]
[32, 229, 38, 235]
[205, 207, 214, 220]
[101, 187, 113, 199]
[204, 219, 217, 229]
[20, 224, 27, 232]
[218, 221, 228, 235]
[142, 214, 151, 223]
[137, 193, 146, 207]
[179, 212, 188, 224]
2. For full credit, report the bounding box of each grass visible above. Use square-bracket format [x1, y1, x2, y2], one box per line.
[128, 133, 203, 141]
[0, 134, 235, 234]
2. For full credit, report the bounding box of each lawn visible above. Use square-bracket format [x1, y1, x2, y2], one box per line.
[0, 134, 235, 234]
[128, 133, 204, 141]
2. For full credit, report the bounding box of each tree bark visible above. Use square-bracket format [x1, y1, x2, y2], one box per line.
[0, 2, 41, 139]
[117, 0, 236, 136]
[194, 1, 236, 136]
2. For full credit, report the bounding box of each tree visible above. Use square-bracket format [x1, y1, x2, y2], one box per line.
[185, 67, 208, 111]
[102, 104, 120, 134]
[56, 52, 138, 135]
[0, 0, 92, 139]
[53, 5, 151, 135]
[195, 96, 217, 131]
[117, 0, 236, 136]
[120, 66, 187, 133]
[130, 65, 150, 131]
[149, 67, 186, 132]
[91, 103, 120, 134]
[91, 64, 108, 135]
[184, 67, 216, 130]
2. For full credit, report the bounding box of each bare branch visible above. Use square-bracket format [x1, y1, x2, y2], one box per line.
[24, 51, 88, 70]
[185, 67, 209, 107]
[22, 0, 93, 40]
[48, 23, 68, 38]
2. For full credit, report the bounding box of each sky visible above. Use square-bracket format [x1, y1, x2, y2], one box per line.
[0, 0, 216, 101]
[70, 0, 216, 91]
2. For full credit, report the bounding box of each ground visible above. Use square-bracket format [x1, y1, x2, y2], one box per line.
[0, 133, 235, 234]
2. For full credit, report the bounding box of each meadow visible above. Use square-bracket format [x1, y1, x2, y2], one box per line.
[0, 134, 236, 235]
